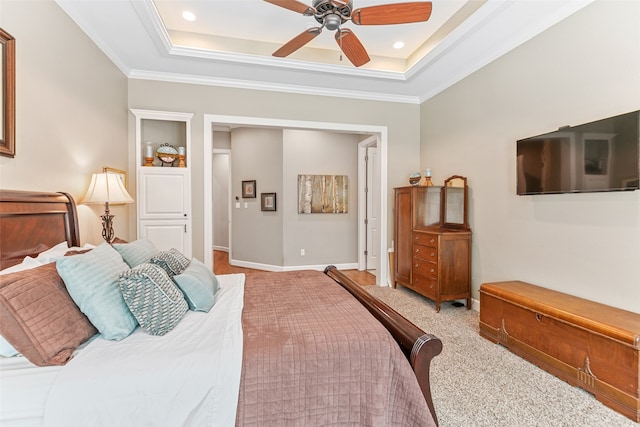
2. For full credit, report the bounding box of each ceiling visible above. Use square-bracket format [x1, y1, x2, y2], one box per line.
[55, 0, 593, 104]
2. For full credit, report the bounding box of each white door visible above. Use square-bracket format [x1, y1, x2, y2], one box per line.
[139, 220, 191, 258]
[366, 146, 379, 270]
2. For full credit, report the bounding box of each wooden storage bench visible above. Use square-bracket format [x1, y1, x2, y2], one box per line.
[479, 281, 640, 422]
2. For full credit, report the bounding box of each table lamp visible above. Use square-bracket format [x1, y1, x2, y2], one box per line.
[82, 172, 134, 243]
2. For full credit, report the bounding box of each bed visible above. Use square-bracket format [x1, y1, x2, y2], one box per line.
[0, 189, 443, 426]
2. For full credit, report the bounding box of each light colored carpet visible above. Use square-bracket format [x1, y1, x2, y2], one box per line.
[365, 285, 636, 427]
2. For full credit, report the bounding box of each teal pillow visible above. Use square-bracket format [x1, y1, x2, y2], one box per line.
[112, 238, 159, 268]
[56, 243, 137, 341]
[150, 248, 190, 278]
[173, 259, 220, 312]
[0, 335, 18, 357]
[118, 263, 188, 336]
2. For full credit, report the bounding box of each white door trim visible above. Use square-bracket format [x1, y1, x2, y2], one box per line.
[203, 114, 388, 286]
[357, 135, 379, 272]
[212, 148, 231, 258]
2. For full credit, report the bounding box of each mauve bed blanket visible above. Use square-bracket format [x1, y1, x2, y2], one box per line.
[236, 270, 436, 426]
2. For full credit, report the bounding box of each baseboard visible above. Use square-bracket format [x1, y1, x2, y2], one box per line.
[229, 258, 358, 273]
[213, 246, 229, 252]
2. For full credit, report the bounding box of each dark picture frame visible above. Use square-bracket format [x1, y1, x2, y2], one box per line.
[242, 180, 256, 198]
[0, 28, 16, 158]
[261, 193, 276, 211]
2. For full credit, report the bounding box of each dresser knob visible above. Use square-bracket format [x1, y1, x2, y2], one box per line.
[430, 239, 435, 243]
[415, 248, 419, 253]
[431, 252, 435, 257]
[430, 269, 435, 273]
[415, 264, 419, 268]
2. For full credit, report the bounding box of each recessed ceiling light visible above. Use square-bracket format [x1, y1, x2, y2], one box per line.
[182, 11, 196, 22]
[393, 41, 405, 49]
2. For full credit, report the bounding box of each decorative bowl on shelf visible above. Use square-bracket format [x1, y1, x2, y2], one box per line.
[156, 144, 178, 166]
[409, 172, 422, 186]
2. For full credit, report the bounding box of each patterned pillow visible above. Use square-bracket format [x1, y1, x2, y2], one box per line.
[118, 263, 188, 336]
[173, 258, 220, 312]
[150, 249, 190, 278]
[112, 238, 160, 268]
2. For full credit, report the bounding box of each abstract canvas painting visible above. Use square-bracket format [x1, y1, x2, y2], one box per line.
[297, 174, 348, 214]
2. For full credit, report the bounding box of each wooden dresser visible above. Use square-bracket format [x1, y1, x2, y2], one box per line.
[480, 281, 640, 422]
[394, 177, 471, 312]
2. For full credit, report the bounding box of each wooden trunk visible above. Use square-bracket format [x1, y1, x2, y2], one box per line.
[479, 281, 640, 422]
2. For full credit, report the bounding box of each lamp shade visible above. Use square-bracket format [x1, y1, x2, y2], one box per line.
[82, 172, 134, 205]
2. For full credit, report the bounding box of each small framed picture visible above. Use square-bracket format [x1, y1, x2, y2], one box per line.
[261, 193, 276, 211]
[242, 180, 256, 198]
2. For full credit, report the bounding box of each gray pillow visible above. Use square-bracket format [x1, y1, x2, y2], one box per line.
[173, 258, 220, 312]
[112, 238, 159, 268]
[118, 263, 188, 336]
[56, 243, 137, 341]
[150, 248, 190, 278]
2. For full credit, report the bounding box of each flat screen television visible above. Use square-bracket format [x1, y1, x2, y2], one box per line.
[517, 110, 640, 195]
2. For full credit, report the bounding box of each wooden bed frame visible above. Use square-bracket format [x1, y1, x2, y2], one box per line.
[0, 189, 443, 425]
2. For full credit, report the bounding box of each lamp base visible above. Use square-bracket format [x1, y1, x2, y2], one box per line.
[101, 206, 115, 243]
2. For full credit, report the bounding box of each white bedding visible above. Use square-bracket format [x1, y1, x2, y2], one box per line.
[0, 273, 245, 427]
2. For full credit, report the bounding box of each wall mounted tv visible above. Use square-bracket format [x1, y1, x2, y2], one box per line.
[517, 110, 639, 195]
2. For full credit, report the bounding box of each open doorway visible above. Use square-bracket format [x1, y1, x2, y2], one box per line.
[211, 149, 231, 253]
[203, 115, 388, 286]
[358, 135, 379, 273]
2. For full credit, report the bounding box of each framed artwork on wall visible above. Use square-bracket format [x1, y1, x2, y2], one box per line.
[297, 174, 348, 214]
[242, 180, 256, 198]
[0, 28, 16, 158]
[261, 193, 276, 211]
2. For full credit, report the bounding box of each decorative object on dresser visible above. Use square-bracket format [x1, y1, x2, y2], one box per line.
[394, 175, 471, 312]
[423, 168, 433, 186]
[479, 281, 640, 422]
[0, 28, 16, 158]
[81, 171, 134, 243]
[409, 172, 421, 186]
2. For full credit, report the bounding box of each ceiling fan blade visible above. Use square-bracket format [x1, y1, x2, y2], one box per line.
[273, 28, 322, 58]
[335, 29, 370, 67]
[352, 2, 433, 25]
[263, 0, 315, 15]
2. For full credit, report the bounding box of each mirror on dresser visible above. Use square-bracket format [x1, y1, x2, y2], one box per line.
[442, 175, 469, 230]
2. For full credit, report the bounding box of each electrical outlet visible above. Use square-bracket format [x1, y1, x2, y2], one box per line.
[300, 249, 305, 256]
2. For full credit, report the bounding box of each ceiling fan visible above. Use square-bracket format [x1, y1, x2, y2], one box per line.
[264, 0, 433, 67]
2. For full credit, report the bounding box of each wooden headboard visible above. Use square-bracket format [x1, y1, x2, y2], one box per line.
[0, 190, 80, 270]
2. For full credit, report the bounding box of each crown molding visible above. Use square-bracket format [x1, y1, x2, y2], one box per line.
[128, 70, 421, 104]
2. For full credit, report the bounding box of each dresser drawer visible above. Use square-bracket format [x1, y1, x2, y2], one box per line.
[414, 243, 437, 262]
[411, 275, 437, 299]
[413, 259, 437, 279]
[414, 233, 438, 248]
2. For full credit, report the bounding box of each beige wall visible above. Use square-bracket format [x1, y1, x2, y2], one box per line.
[420, 0, 640, 312]
[282, 129, 361, 267]
[128, 81, 421, 263]
[0, 0, 129, 245]
[231, 127, 284, 266]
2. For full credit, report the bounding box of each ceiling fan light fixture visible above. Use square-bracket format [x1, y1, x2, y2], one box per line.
[324, 13, 342, 31]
